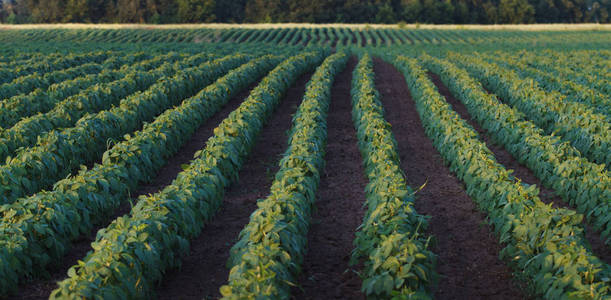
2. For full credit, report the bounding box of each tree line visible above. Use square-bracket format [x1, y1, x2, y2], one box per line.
[0, 0, 608, 24]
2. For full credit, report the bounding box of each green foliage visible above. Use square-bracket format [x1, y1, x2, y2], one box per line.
[349, 54, 436, 299]
[47, 51, 324, 299]
[1, 0, 607, 24]
[423, 54, 611, 247]
[177, 0, 216, 22]
[376, 3, 397, 24]
[498, 0, 535, 23]
[221, 51, 348, 299]
[0, 53, 236, 206]
[0, 53, 182, 162]
[451, 53, 611, 168]
[0, 53, 273, 297]
[0, 52, 150, 128]
[482, 51, 611, 118]
[393, 55, 611, 299]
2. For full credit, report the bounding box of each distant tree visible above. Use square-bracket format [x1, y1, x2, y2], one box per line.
[0, 0, 608, 24]
[25, 0, 64, 22]
[114, 0, 146, 23]
[177, 0, 215, 22]
[419, 0, 454, 23]
[586, 0, 610, 22]
[146, 0, 179, 23]
[286, 0, 338, 22]
[63, 0, 91, 22]
[454, 0, 471, 23]
[482, 1, 499, 22]
[437, 0, 455, 23]
[402, 0, 423, 22]
[215, 0, 246, 22]
[0, 0, 6, 22]
[499, 0, 535, 23]
[376, 2, 397, 23]
[244, 0, 283, 22]
[342, 0, 378, 23]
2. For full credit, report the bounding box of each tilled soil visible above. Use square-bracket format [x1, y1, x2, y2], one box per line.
[427, 72, 611, 264]
[372, 57, 528, 300]
[359, 31, 367, 47]
[292, 57, 366, 300]
[155, 72, 313, 300]
[10, 79, 263, 300]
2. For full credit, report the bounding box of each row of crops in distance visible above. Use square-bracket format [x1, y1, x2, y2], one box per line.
[0, 27, 609, 48]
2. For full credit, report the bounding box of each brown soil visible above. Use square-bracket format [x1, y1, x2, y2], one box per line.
[154, 72, 313, 300]
[427, 72, 611, 264]
[9, 79, 264, 300]
[297, 32, 307, 46]
[359, 31, 366, 47]
[292, 31, 302, 46]
[292, 57, 366, 300]
[350, 30, 357, 45]
[331, 31, 339, 48]
[276, 30, 288, 44]
[237, 31, 249, 43]
[322, 29, 330, 46]
[427, 72, 563, 205]
[399, 31, 414, 44]
[372, 57, 528, 300]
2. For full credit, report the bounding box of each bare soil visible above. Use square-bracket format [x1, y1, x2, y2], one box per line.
[292, 57, 366, 300]
[154, 72, 313, 300]
[9, 79, 264, 300]
[359, 31, 366, 47]
[427, 72, 610, 264]
[372, 57, 528, 300]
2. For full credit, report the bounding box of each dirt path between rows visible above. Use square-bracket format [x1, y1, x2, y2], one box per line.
[292, 57, 366, 300]
[427, 72, 611, 264]
[155, 72, 313, 300]
[372, 57, 528, 300]
[11, 78, 264, 300]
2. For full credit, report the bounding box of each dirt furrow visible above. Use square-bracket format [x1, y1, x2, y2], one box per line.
[292, 57, 365, 300]
[155, 72, 313, 300]
[372, 57, 527, 300]
[10, 80, 263, 300]
[428, 72, 610, 264]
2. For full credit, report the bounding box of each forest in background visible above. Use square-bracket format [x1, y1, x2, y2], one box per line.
[0, 0, 608, 24]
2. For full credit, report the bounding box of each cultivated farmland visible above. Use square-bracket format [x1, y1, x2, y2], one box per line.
[0, 25, 609, 300]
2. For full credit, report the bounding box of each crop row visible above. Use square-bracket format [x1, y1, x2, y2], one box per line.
[221, 51, 348, 299]
[0, 52, 187, 163]
[0, 52, 150, 102]
[0, 53, 272, 296]
[0, 52, 53, 66]
[394, 55, 610, 299]
[0, 61, 99, 101]
[350, 54, 436, 299]
[451, 53, 611, 168]
[0, 52, 216, 160]
[0, 53, 240, 205]
[540, 50, 610, 79]
[480, 52, 611, 118]
[501, 50, 609, 95]
[0, 52, 153, 129]
[423, 55, 611, 246]
[0, 51, 111, 85]
[48, 51, 325, 299]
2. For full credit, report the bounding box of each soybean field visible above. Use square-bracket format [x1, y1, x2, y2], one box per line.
[0, 25, 609, 300]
